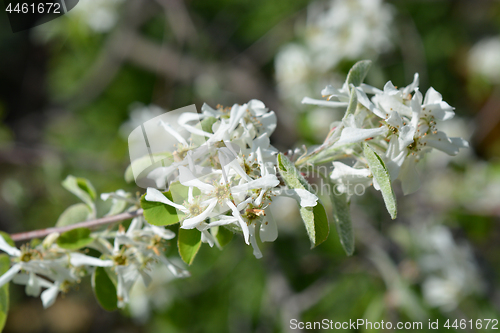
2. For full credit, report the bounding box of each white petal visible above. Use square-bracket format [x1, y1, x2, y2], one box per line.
[181, 199, 218, 229]
[335, 127, 388, 146]
[0, 235, 20, 257]
[147, 165, 178, 189]
[248, 224, 262, 259]
[386, 111, 403, 128]
[423, 87, 442, 104]
[280, 188, 318, 207]
[411, 89, 422, 112]
[227, 200, 250, 244]
[259, 218, 278, 242]
[0, 264, 21, 288]
[424, 102, 455, 121]
[116, 274, 128, 308]
[425, 132, 461, 156]
[26, 272, 41, 297]
[204, 216, 238, 228]
[259, 112, 277, 135]
[200, 229, 215, 247]
[384, 136, 407, 180]
[321, 84, 348, 98]
[402, 73, 419, 95]
[360, 83, 383, 95]
[398, 156, 421, 195]
[236, 197, 253, 211]
[355, 88, 386, 118]
[70, 253, 114, 267]
[301, 97, 348, 108]
[158, 120, 188, 146]
[450, 137, 469, 148]
[41, 283, 60, 308]
[148, 224, 176, 240]
[231, 174, 279, 193]
[126, 217, 143, 235]
[13, 273, 53, 289]
[383, 81, 399, 95]
[331, 162, 371, 180]
[178, 166, 214, 192]
[158, 256, 190, 278]
[399, 125, 416, 148]
[145, 187, 187, 211]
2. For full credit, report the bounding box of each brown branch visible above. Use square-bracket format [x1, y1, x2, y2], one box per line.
[10, 209, 144, 242]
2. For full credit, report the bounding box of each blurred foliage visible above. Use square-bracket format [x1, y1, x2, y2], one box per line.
[0, 0, 499, 332]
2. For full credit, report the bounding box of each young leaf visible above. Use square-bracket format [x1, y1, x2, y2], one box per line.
[278, 153, 330, 247]
[140, 191, 181, 226]
[299, 201, 329, 248]
[178, 228, 202, 265]
[330, 190, 354, 256]
[344, 86, 358, 118]
[346, 60, 372, 91]
[62, 176, 96, 212]
[56, 227, 94, 250]
[363, 144, 397, 219]
[214, 226, 234, 248]
[92, 266, 118, 311]
[0, 255, 10, 332]
[55, 203, 92, 227]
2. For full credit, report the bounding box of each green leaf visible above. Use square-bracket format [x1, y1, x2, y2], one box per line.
[277, 153, 310, 190]
[0, 254, 10, 332]
[346, 60, 372, 92]
[0, 232, 14, 248]
[56, 203, 92, 227]
[92, 266, 118, 311]
[56, 227, 94, 250]
[214, 226, 234, 248]
[363, 144, 397, 219]
[299, 202, 330, 248]
[344, 85, 358, 118]
[178, 228, 201, 265]
[278, 153, 330, 248]
[140, 191, 181, 226]
[330, 190, 354, 256]
[62, 176, 96, 212]
[201, 116, 217, 133]
[125, 152, 173, 183]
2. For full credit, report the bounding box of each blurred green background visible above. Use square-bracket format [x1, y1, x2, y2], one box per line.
[0, 0, 499, 332]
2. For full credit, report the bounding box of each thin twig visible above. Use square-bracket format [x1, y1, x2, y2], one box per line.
[10, 209, 144, 242]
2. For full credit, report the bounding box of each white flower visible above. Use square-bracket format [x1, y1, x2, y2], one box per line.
[109, 218, 189, 308]
[468, 36, 500, 84]
[275, 44, 313, 103]
[333, 112, 388, 147]
[415, 225, 484, 311]
[306, 0, 393, 70]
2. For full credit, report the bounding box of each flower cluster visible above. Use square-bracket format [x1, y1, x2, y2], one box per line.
[0, 215, 187, 309]
[143, 100, 317, 258]
[302, 68, 469, 195]
[415, 225, 484, 311]
[0, 61, 469, 312]
[275, 0, 394, 106]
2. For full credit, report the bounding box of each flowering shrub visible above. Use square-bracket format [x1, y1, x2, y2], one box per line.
[0, 61, 468, 319]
